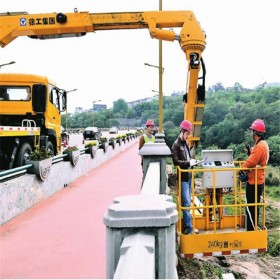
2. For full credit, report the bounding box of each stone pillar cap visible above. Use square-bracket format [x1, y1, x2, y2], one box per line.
[139, 143, 171, 156]
[104, 194, 178, 228]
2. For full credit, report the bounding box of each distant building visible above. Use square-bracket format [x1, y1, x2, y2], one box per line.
[75, 104, 107, 114]
[263, 82, 280, 88]
[171, 90, 184, 97]
[93, 104, 107, 111]
[127, 95, 158, 108]
[75, 107, 83, 114]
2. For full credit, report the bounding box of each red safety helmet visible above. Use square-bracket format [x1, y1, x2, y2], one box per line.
[180, 120, 192, 132]
[146, 119, 155, 127]
[250, 119, 266, 133]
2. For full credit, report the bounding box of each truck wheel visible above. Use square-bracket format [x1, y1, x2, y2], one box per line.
[46, 141, 54, 155]
[17, 142, 32, 167]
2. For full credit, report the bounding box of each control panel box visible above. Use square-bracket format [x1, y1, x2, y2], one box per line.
[201, 150, 234, 189]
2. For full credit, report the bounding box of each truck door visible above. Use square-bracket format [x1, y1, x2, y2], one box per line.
[47, 86, 61, 130]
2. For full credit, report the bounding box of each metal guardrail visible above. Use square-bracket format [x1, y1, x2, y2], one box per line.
[0, 133, 140, 181]
[0, 136, 138, 182]
[0, 134, 140, 181]
[1, 137, 139, 225]
[0, 164, 33, 181]
[52, 147, 89, 163]
[0, 148, 91, 181]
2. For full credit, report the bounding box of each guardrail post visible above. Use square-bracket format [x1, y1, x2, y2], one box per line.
[139, 136, 171, 194]
[104, 194, 178, 279]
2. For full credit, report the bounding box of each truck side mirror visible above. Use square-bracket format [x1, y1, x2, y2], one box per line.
[32, 84, 47, 112]
[61, 91, 67, 112]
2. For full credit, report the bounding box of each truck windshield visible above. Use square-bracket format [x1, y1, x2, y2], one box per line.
[0, 86, 31, 101]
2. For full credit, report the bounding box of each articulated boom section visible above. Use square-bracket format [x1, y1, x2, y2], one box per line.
[184, 52, 206, 149]
[0, 10, 206, 47]
[0, 10, 206, 145]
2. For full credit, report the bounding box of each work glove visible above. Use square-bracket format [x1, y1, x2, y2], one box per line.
[244, 144, 251, 156]
[238, 170, 248, 182]
[189, 159, 198, 167]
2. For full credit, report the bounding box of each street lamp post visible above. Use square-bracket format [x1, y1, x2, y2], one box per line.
[152, 89, 164, 94]
[92, 100, 101, 127]
[158, 0, 163, 133]
[0, 61, 16, 68]
[144, 63, 164, 133]
[143, 0, 164, 133]
[64, 88, 77, 130]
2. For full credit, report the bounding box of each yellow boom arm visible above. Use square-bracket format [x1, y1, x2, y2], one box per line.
[0, 10, 206, 146]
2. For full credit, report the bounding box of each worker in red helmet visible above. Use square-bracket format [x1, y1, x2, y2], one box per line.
[172, 120, 199, 235]
[139, 119, 155, 150]
[241, 119, 269, 231]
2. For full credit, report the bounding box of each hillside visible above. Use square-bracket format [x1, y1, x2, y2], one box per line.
[63, 86, 280, 166]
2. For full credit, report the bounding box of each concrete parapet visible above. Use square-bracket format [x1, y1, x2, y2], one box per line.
[139, 141, 171, 194]
[0, 137, 138, 225]
[141, 162, 160, 194]
[114, 231, 156, 279]
[104, 194, 178, 279]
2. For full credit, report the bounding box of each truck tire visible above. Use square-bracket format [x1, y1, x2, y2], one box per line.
[17, 142, 32, 167]
[46, 141, 54, 155]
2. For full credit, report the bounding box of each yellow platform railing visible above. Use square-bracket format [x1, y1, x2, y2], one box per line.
[176, 164, 267, 257]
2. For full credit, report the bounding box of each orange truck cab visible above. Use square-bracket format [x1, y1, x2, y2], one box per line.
[0, 73, 67, 169]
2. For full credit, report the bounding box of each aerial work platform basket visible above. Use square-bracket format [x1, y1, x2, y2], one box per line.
[176, 150, 267, 258]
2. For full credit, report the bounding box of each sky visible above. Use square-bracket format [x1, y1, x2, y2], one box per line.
[1, 0, 279, 112]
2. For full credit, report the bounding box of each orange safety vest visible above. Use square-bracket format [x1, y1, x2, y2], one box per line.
[241, 140, 269, 185]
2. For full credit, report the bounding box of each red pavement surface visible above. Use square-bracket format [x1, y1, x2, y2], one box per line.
[0, 143, 142, 279]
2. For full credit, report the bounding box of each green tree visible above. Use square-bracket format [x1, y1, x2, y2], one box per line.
[213, 82, 225, 92]
[112, 99, 128, 115]
[263, 87, 280, 103]
[64, 86, 280, 156]
[164, 121, 179, 149]
[267, 134, 280, 166]
[126, 108, 135, 118]
[233, 82, 243, 92]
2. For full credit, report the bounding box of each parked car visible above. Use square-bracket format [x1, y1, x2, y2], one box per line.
[83, 127, 102, 140]
[109, 126, 118, 134]
[61, 126, 70, 144]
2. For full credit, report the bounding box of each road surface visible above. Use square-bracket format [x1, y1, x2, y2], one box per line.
[0, 142, 142, 278]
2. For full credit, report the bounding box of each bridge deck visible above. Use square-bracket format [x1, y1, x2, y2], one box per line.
[0, 143, 142, 279]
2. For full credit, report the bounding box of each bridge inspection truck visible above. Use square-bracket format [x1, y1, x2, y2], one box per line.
[0, 73, 67, 169]
[0, 8, 267, 259]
